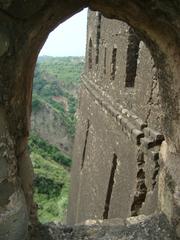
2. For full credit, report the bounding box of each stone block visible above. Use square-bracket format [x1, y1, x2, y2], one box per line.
[131, 129, 144, 145]
[141, 137, 155, 149]
[149, 129, 164, 143]
[126, 121, 135, 134]
[135, 119, 147, 130]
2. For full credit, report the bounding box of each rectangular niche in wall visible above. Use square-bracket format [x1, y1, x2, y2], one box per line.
[125, 27, 140, 87]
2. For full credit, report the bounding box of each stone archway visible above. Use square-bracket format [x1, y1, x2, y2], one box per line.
[0, 1, 179, 239]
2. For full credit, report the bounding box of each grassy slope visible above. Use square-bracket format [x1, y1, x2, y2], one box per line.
[30, 133, 70, 223]
[32, 152, 70, 223]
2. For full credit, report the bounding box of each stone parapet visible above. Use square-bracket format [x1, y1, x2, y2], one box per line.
[32, 213, 177, 240]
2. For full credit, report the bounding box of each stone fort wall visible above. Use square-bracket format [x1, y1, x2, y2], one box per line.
[67, 10, 164, 224]
[0, 1, 179, 239]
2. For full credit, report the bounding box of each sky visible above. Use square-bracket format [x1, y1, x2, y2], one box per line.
[39, 8, 88, 57]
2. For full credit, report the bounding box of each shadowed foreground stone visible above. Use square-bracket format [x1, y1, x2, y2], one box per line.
[0, 190, 28, 240]
[32, 213, 177, 240]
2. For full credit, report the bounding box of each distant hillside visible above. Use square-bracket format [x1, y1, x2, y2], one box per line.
[30, 56, 84, 223]
[31, 56, 84, 155]
[37, 56, 84, 91]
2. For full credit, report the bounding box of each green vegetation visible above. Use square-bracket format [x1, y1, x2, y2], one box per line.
[30, 133, 70, 223]
[29, 132, 71, 168]
[36, 56, 84, 90]
[33, 56, 84, 137]
[30, 56, 84, 223]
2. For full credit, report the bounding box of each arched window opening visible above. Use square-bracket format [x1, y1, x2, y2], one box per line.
[30, 9, 87, 224]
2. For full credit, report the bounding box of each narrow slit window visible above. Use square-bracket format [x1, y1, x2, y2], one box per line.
[88, 38, 93, 70]
[125, 28, 140, 87]
[103, 153, 117, 219]
[110, 47, 117, 80]
[104, 47, 107, 74]
[95, 12, 102, 65]
[81, 120, 90, 169]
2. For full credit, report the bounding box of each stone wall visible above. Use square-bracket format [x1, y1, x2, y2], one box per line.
[67, 11, 164, 224]
[0, 1, 179, 239]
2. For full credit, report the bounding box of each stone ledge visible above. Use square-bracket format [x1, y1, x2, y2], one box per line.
[31, 213, 178, 240]
[82, 78, 164, 149]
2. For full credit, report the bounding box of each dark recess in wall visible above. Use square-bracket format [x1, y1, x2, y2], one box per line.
[110, 47, 117, 80]
[88, 39, 93, 70]
[131, 151, 147, 216]
[95, 12, 102, 65]
[103, 153, 117, 219]
[125, 28, 140, 87]
[81, 120, 90, 169]
[104, 47, 107, 74]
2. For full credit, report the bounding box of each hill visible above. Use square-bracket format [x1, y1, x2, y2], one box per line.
[31, 56, 84, 154]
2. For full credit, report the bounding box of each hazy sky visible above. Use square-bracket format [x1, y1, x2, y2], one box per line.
[39, 8, 88, 57]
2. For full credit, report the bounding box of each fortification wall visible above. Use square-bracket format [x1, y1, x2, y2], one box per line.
[0, 1, 179, 239]
[67, 10, 164, 224]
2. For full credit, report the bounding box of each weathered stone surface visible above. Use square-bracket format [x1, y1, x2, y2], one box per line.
[32, 214, 177, 240]
[0, 0, 179, 239]
[0, 190, 28, 240]
[0, 0, 12, 10]
[0, 31, 9, 56]
[0, 180, 14, 206]
[0, 0, 46, 19]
